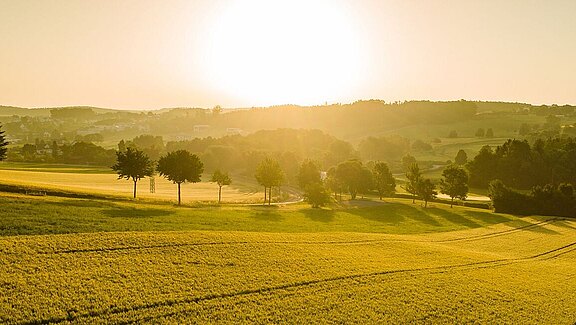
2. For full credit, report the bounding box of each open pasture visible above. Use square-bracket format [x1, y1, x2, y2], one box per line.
[0, 163, 264, 203]
[1, 213, 574, 323]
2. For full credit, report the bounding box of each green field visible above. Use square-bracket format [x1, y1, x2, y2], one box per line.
[0, 191, 575, 323]
[0, 162, 270, 203]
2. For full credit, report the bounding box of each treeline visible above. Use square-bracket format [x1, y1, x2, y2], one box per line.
[9, 140, 116, 166]
[467, 137, 576, 189]
[489, 180, 575, 217]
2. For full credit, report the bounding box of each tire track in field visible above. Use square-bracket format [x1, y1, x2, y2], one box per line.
[21, 240, 576, 325]
[33, 217, 562, 255]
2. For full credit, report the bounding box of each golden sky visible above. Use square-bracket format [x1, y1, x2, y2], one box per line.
[1, 0, 575, 109]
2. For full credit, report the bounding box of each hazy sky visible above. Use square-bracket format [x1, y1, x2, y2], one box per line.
[1, 0, 575, 109]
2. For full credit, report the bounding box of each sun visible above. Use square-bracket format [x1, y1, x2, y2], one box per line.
[202, 0, 366, 106]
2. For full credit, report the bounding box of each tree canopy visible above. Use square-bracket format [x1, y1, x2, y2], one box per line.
[0, 124, 8, 161]
[255, 157, 284, 205]
[373, 161, 396, 200]
[439, 165, 469, 207]
[157, 150, 204, 205]
[111, 147, 155, 198]
[405, 163, 421, 203]
[210, 169, 232, 203]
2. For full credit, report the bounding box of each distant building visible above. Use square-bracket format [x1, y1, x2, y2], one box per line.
[193, 125, 210, 133]
[226, 128, 243, 135]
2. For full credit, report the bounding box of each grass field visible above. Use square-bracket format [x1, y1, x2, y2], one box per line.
[0, 162, 270, 203]
[0, 191, 575, 323]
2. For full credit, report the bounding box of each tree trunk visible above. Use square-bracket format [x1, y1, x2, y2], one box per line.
[264, 187, 267, 205]
[424, 199, 428, 208]
[450, 197, 454, 208]
[178, 182, 181, 205]
[268, 187, 272, 205]
[218, 186, 222, 203]
[133, 179, 137, 199]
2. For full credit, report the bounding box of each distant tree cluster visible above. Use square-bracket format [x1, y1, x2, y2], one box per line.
[467, 137, 576, 189]
[489, 180, 575, 217]
[0, 124, 8, 161]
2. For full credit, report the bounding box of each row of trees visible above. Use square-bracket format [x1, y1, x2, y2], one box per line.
[405, 164, 469, 208]
[112, 148, 231, 205]
[467, 137, 576, 189]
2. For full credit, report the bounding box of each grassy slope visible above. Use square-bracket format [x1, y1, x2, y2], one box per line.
[0, 163, 264, 203]
[0, 207, 574, 323]
[0, 193, 510, 236]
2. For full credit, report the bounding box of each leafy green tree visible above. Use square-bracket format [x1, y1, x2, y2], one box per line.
[255, 157, 284, 205]
[335, 160, 365, 200]
[112, 147, 155, 199]
[210, 170, 231, 203]
[405, 163, 421, 203]
[325, 166, 344, 200]
[475, 128, 485, 137]
[297, 160, 321, 190]
[485, 128, 494, 138]
[454, 149, 468, 165]
[157, 150, 204, 205]
[439, 165, 469, 207]
[303, 183, 331, 208]
[0, 124, 8, 161]
[373, 162, 396, 200]
[417, 178, 437, 208]
[358, 166, 374, 199]
[401, 154, 417, 171]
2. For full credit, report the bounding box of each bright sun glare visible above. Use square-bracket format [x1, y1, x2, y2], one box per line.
[203, 0, 365, 106]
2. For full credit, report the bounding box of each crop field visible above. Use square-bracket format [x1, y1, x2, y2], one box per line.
[0, 192, 575, 323]
[1, 215, 575, 323]
[0, 163, 265, 203]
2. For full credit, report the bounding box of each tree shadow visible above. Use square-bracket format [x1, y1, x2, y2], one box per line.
[426, 207, 482, 228]
[505, 218, 560, 234]
[101, 208, 175, 218]
[463, 210, 512, 224]
[41, 199, 115, 209]
[302, 208, 335, 223]
[250, 207, 283, 222]
[554, 220, 576, 230]
[342, 202, 441, 226]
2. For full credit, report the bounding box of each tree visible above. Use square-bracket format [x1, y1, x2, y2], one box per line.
[157, 150, 204, 205]
[373, 162, 396, 200]
[485, 128, 494, 138]
[417, 178, 437, 208]
[401, 154, 417, 171]
[405, 163, 421, 203]
[454, 149, 468, 165]
[0, 124, 8, 161]
[303, 183, 331, 208]
[335, 160, 365, 200]
[255, 157, 284, 205]
[475, 128, 485, 137]
[439, 165, 469, 207]
[448, 130, 458, 138]
[297, 160, 321, 190]
[210, 170, 231, 203]
[111, 147, 155, 199]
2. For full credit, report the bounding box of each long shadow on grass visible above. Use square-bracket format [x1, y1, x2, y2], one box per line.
[302, 208, 335, 223]
[426, 207, 482, 228]
[250, 206, 283, 222]
[38, 199, 116, 209]
[101, 208, 175, 218]
[343, 202, 441, 226]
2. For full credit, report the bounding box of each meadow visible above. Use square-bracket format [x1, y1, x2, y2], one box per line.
[0, 162, 266, 203]
[0, 161, 573, 323]
[0, 190, 575, 323]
